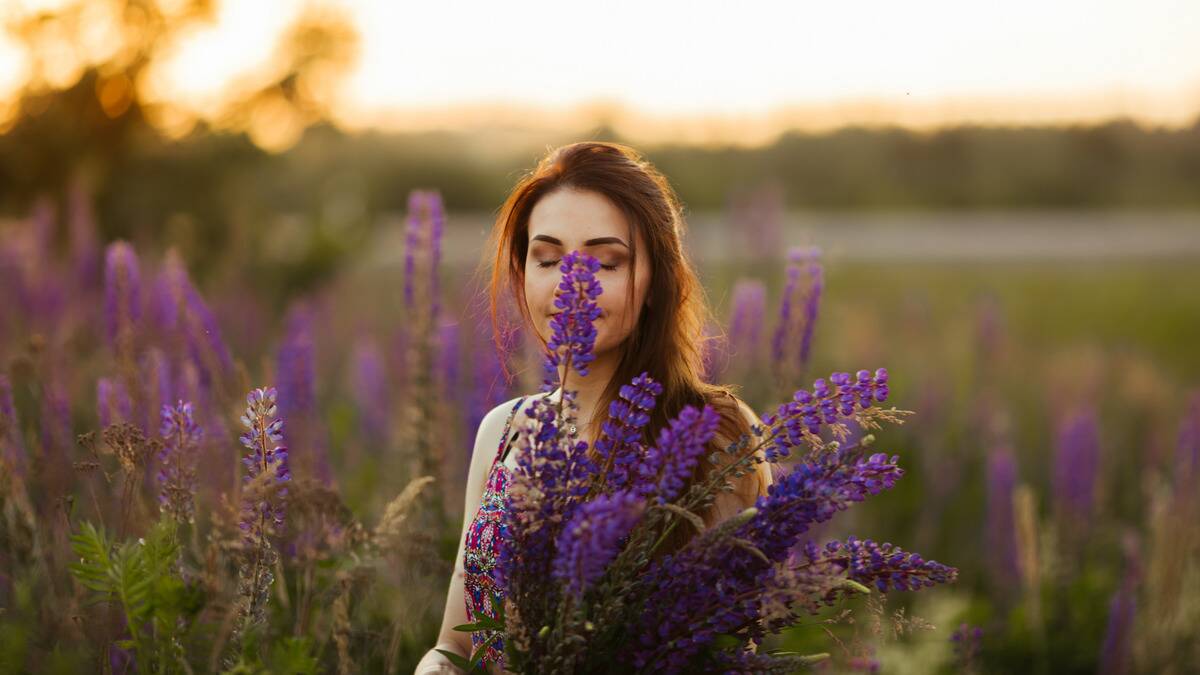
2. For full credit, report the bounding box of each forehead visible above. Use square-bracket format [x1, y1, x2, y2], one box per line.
[527, 188, 635, 245]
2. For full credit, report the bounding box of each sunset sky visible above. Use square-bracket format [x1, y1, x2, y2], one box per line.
[3, 0, 1199, 143]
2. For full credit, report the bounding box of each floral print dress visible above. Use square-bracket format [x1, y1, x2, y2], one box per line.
[462, 396, 526, 669]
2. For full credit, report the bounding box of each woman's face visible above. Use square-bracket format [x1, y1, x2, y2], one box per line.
[525, 187, 651, 358]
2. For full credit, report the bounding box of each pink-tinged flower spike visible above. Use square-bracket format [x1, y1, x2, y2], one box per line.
[728, 279, 767, 365]
[275, 302, 331, 484]
[1098, 532, 1141, 675]
[986, 444, 1020, 590]
[152, 249, 234, 388]
[1052, 407, 1100, 527]
[158, 400, 201, 524]
[238, 387, 290, 544]
[228, 386, 290, 663]
[103, 241, 142, 354]
[771, 246, 822, 379]
[402, 189, 447, 323]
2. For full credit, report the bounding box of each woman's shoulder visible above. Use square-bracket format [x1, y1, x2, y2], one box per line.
[476, 391, 553, 439]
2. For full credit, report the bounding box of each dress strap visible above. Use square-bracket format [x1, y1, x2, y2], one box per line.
[495, 396, 527, 464]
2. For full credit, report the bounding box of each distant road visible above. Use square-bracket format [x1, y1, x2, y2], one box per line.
[369, 210, 1200, 267]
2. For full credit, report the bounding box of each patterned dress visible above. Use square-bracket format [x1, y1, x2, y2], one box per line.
[462, 396, 526, 669]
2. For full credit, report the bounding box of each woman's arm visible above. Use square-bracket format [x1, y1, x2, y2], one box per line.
[414, 398, 522, 674]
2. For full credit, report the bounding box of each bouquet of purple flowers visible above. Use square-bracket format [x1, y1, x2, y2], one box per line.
[457, 251, 957, 673]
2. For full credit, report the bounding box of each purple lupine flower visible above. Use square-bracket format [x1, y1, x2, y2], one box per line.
[770, 246, 822, 375]
[544, 250, 603, 387]
[740, 449, 906, 563]
[500, 252, 607, 602]
[158, 400, 201, 524]
[1052, 407, 1101, 524]
[501, 394, 575, 583]
[238, 387, 290, 544]
[1098, 536, 1141, 675]
[594, 372, 663, 492]
[636, 404, 721, 503]
[97, 377, 132, 429]
[0, 376, 27, 479]
[760, 367, 890, 461]
[810, 537, 958, 592]
[401, 189, 446, 319]
[728, 279, 766, 362]
[986, 444, 1020, 589]
[798, 256, 823, 366]
[553, 489, 645, 597]
[632, 447, 919, 669]
[1175, 391, 1200, 492]
[153, 250, 234, 387]
[103, 241, 142, 351]
[275, 302, 331, 484]
[950, 623, 984, 672]
[350, 336, 390, 445]
[276, 304, 317, 415]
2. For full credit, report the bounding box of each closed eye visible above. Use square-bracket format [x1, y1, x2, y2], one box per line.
[536, 259, 618, 271]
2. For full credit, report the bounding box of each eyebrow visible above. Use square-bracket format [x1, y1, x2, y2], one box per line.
[530, 234, 629, 249]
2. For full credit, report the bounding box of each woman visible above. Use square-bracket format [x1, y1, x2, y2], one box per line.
[415, 141, 773, 674]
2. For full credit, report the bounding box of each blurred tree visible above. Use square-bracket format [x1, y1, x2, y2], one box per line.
[0, 0, 363, 289]
[0, 0, 217, 212]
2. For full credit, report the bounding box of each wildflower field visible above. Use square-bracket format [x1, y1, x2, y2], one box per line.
[1, 189, 1198, 674]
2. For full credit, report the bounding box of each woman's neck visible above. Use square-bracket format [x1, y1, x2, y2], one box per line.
[550, 345, 622, 429]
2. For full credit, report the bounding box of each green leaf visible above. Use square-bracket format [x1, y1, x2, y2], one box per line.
[434, 649, 473, 670]
[68, 522, 115, 594]
[468, 633, 501, 673]
[267, 636, 320, 675]
[838, 578, 872, 595]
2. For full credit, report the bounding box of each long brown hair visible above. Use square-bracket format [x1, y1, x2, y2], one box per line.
[482, 141, 766, 536]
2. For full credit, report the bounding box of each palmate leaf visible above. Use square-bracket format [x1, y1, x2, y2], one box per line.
[68, 521, 115, 594]
[140, 517, 182, 579]
[111, 540, 153, 624]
